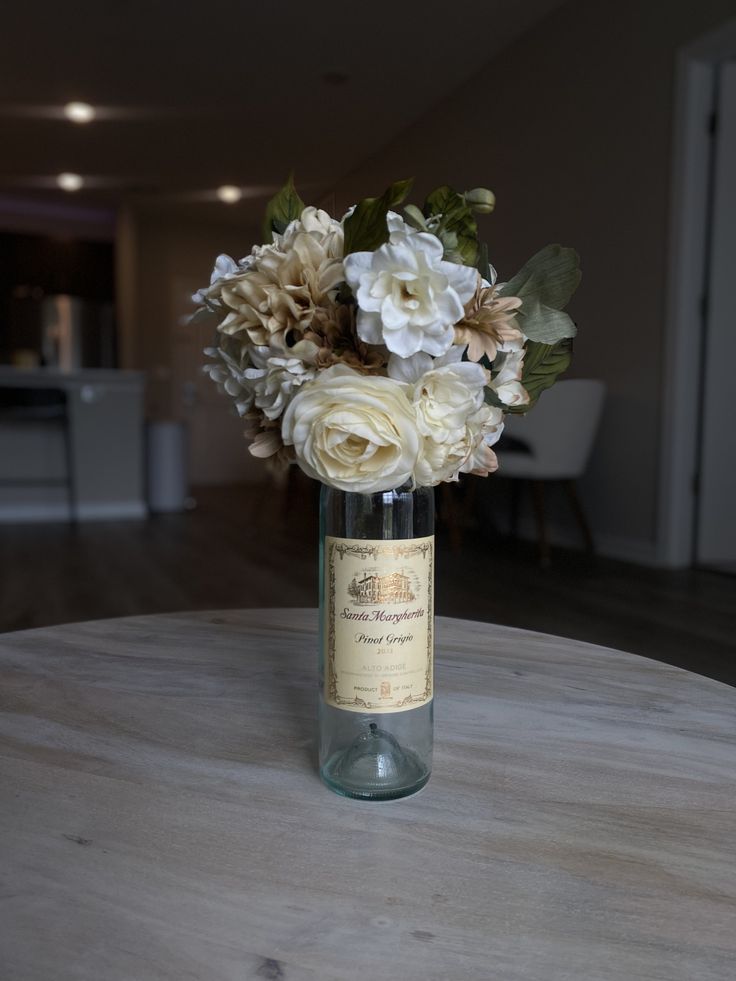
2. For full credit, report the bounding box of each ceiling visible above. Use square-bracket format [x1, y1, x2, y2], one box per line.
[0, 0, 566, 226]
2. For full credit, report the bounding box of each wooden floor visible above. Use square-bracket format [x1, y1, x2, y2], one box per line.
[2, 482, 734, 686]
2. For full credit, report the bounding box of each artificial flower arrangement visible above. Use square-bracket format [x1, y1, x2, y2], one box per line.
[194, 178, 580, 494]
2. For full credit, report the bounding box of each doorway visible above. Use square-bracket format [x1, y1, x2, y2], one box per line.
[695, 61, 736, 572]
[659, 19, 736, 570]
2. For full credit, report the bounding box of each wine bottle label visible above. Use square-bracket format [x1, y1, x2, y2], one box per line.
[323, 535, 434, 713]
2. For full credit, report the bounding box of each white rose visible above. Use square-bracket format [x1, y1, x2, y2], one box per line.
[388, 346, 503, 485]
[413, 404, 502, 485]
[344, 212, 478, 359]
[460, 405, 504, 478]
[389, 347, 487, 431]
[281, 365, 420, 493]
[278, 206, 344, 257]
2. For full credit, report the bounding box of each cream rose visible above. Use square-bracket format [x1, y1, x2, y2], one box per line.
[413, 404, 502, 485]
[281, 365, 420, 493]
[388, 347, 503, 485]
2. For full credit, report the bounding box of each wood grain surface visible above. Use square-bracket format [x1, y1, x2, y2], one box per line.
[1, 609, 734, 981]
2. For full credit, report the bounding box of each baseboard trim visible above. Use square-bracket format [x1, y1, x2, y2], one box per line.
[515, 516, 660, 567]
[76, 501, 148, 521]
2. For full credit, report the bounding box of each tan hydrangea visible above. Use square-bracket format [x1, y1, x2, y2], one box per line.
[243, 411, 295, 470]
[215, 208, 345, 350]
[454, 282, 523, 363]
[308, 303, 386, 375]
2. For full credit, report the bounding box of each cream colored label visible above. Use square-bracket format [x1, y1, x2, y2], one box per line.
[324, 535, 434, 713]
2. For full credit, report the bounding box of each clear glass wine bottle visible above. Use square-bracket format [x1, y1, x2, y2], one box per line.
[318, 481, 434, 800]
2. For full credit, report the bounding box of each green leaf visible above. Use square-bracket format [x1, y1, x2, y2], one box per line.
[498, 244, 581, 341]
[423, 185, 478, 266]
[343, 178, 413, 255]
[477, 241, 493, 284]
[403, 204, 428, 231]
[517, 298, 578, 344]
[262, 175, 305, 242]
[501, 244, 580, 309]
[505, 338, 574, 412]
[483, 385, 507, 409]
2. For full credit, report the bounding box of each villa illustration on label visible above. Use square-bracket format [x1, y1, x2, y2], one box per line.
[347, 569, 417, 606]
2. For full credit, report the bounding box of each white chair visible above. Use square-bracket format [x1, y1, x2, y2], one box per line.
[496, 379, 605, 564]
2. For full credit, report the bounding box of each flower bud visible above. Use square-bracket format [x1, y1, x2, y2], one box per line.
[464, 188, 496, 214]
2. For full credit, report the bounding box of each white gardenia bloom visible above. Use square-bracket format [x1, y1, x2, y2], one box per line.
[344, 212, 478, 358]
[489, 350, 530, 407]
[281, 365, 420, 494]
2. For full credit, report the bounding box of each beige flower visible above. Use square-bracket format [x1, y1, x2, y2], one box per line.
[281, 365, 420, 493]
[309, 303, 386, 374]
[243, 413, 295, 472]
[211, 208, 345, 350]
[454, 282, 523, 363]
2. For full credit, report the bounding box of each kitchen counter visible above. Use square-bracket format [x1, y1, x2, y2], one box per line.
[0, 367, 146, 522]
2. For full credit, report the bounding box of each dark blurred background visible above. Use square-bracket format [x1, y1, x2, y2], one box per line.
[0, 0, 734, 683]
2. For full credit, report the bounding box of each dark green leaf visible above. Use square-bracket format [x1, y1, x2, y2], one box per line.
[483, 385, 506, 409]
[477, 242, 493, 283]
[423, 185, 478, 266]
[343, 178, 413, 255]
[423, 185, 464, 220]
[262, 175, 305, 242]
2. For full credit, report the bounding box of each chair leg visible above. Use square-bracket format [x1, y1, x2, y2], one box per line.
[509, 480, 522, 539]
[63, 413, 77, 525]
[530, 480, 550, 566]
[440, 483, 463, 554]
[564, 479, 595, 554]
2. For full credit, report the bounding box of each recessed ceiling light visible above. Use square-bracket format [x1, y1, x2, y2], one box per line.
[57, 172, 83, 192]
[64, 102, 95, 124]
[216, 185, 242, 204]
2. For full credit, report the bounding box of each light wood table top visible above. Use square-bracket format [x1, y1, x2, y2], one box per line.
[1, 609, 735, 981]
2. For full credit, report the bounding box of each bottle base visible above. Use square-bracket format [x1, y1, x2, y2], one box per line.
[319, 722, 431, 801]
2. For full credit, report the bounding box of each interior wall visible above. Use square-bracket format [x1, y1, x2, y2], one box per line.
[116, 203, 266, 484]
[327, 0, 734, 562]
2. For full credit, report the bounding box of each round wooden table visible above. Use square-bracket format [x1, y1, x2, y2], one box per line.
[1, 609, 734, 980]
